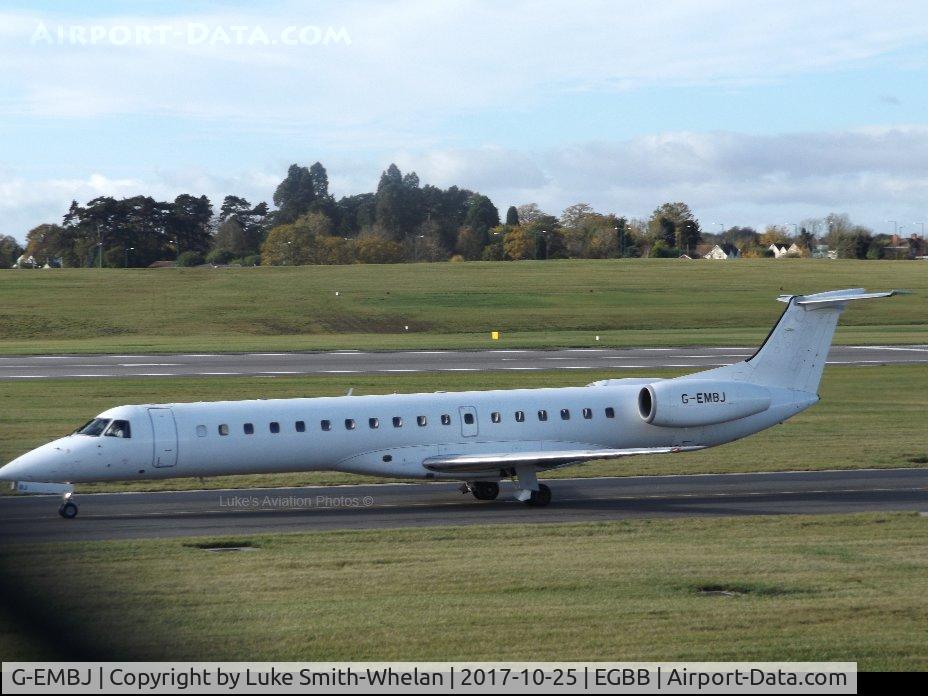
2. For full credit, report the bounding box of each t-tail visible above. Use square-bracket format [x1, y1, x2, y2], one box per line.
[697, 288, 901, 395]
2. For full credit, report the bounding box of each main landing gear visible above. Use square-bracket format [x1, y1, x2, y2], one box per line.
[524, 483, 551, 507]
[58, 492, 78, 519]
[467, 481, 500, 501]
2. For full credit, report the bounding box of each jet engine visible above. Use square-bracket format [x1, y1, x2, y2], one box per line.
[638, 379, 771, 427]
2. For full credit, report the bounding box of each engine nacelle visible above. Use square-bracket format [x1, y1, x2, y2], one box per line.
[638, 379, 771, 427]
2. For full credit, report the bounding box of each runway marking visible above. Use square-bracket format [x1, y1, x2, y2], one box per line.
[118, 363, 182, 367]
[859, 345, 928, 352]
[321, 370, 360, 373]
[258, 371, 303, 375]
[197, 371, 242, 375]
[5, 375, 47, 378]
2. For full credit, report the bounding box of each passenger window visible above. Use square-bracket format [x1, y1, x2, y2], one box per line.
[270, 422, 280, 434]
[321, 419, 332, 431]
[369, 417, 379, 429]
[345, 418, 356, 430]
[560, 408, 570, 420]
[218, 424, 229, 436]
[605, 407, 615, 419]
[582, 408, 593, 419]
[104, 420, 131, 438]
[491, 411, 501, 423]
[441, 414, 451, 425]
[538, 410, 548, 421]
[244, 423, 254, 435]
[463, 412, 475, 425]
[393, 416, 403, 428]
[196, 425, 207, 437]
[417, 415, 427, 427]
[515, 410, 525, 422]
[295, 420, 305, 433]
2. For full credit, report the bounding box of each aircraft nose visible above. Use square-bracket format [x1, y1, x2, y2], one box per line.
[0, 443, 65, 482]
[0, 453, 35, 481]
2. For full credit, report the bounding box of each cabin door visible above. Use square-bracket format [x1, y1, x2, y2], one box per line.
[148, 407, 178, 468]
[459, 406, 479, 438]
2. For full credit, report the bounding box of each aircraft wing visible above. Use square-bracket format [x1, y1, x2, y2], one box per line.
[422, 446, 703, 473]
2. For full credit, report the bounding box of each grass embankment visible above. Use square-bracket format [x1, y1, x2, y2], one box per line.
[1, 513, 925, 668]
[0, 260, 924, 354]
[0, 365, 925, 493]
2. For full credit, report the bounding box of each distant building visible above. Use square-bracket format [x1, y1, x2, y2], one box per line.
[812, 245, 837, 260]
[702, 244, 738, 260]
[768, 244, 788, 258]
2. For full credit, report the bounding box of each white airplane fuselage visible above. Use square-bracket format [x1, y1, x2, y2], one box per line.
[3, 381, 813, 485]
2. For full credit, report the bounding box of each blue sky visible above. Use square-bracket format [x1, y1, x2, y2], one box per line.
[2, 0, 928, 240]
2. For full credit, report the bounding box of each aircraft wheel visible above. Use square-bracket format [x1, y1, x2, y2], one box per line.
[471, 481, 499, 501]
[58, 501, 78, 519]
[524, 484, 552, 507]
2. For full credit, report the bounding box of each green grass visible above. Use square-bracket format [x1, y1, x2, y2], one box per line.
[0, 260, 924, 354]
[2, 513, 925, 668]
[1, 365, 925, 493]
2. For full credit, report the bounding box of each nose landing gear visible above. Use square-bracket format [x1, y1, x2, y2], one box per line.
[58, 492, 78, 519]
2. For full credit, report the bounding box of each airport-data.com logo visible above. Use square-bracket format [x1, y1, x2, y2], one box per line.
[29, 21, 352, 47]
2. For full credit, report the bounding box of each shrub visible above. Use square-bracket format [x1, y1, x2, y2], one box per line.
[206, 249, 236, 265]
[176, 251, 205, 267]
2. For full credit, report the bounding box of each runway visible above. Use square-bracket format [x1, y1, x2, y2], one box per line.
[1, 468, 925, 543]
[0, 344, 926, 380]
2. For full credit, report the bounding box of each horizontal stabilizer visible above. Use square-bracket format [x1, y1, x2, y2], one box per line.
[423, 446, 703, 473]
[777, 288, 902, 307]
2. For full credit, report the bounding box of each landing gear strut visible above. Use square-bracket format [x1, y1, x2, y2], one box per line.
[513, 466, 553, 507]
[58, 492, 78, 519]
[468, 481, 500, 501]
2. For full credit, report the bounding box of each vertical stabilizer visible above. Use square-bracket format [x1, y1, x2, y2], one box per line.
[701, 289, 900, 394]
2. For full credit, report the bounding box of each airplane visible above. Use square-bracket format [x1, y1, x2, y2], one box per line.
[0, 288, 900, 519]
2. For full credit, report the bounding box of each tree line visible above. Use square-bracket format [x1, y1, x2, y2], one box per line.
[3, 163, 924, 269]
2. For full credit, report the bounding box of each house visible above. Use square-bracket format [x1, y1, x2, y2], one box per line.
[768, 244, 788, 258]
[812, 245, 837, 259]
[702, 244, 738, 260]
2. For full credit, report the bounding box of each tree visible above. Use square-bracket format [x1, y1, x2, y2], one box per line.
[212, 217, 250, 257]
[219, 195, 269, 253]
[647, 202, 698, 248]
[503, 227, 534, 260]
[463, 195, 499, 237]
[260, 211, 334, 265]
[760, 225, 790, 247]
[166, 194, 213, 255]
[355, 232, 404, 264]
[505, 206, 519, 226]
[0, 234, 23, 268]
[515, 203, 545, 225]
[272, 164, 317, 224]
[455, 226, 486, 261]
[560, 203, 595, 229]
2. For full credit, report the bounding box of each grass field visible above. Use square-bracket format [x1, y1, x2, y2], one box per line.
[1, 513, 925, 668]
[1, 365, 925, 493]
[0, 260, 925, 354]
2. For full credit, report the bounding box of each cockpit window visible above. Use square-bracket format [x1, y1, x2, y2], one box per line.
[104, 420, 131, 438]
[76, 418, 110, 437]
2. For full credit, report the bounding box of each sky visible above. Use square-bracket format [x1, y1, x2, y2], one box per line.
[2, 0, 928, 240]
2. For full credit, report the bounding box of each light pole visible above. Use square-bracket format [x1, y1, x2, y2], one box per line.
[285, 240, 293, 266]
[96, 242, 103, 269]
[887, 219, 898, 237]
[913, 221, 926, 237]
[414, 234, 424, 262]
[124, 246, 134, 268]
